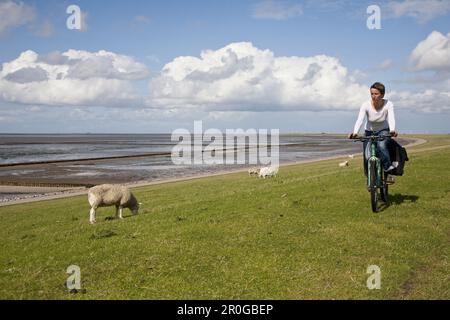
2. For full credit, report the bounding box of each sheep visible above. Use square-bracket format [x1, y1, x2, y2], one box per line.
[248, 167, 260, 176]
[348, 154, 354, 159]
[88, 184, 139, 224]
[339, 160, 349, 167]
[258, 166, 279, 178]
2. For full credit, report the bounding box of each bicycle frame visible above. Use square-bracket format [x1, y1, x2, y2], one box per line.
[352, 134, 391, 212]
[367, 140, 382, 189]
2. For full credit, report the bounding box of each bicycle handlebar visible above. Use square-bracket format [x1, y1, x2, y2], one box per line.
[350, 135, 388, 142]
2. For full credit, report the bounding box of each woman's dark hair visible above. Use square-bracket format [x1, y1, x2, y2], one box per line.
[370, 82, 385, 96]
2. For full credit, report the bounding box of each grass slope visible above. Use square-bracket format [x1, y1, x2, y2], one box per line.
[0, 135, 449, 299]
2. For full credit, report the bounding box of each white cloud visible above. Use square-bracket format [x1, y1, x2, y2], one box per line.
[377, 59, 394, 70]
[63, 49, 150, 80]
[4, 66, 48, 83]
[391, 89, 450, 113]
[0, 49, 150, 107]
[252, 0, 303, 20]
[386, 0, 450, 23]
[409, 30, 450, 72]
[0, 0, 35, 35]
[384, 30, 450, 113]
[149, 42, 368, 112]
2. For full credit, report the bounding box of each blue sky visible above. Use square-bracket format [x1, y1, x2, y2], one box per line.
[1, 0, 450, 133]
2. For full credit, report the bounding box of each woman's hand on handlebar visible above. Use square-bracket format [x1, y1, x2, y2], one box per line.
[348, 133, 358, 139]
[390, 131, 398, 137]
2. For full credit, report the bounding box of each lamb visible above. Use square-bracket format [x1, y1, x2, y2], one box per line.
[339, 161, 349, 167]
[88, 184, 139, 224]
[258, 166, 279, 178]
[248, 167, 260, 176]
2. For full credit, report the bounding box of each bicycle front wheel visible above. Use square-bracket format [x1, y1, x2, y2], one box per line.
[380, 172, 389, 203]
[369, 160, 378, 212]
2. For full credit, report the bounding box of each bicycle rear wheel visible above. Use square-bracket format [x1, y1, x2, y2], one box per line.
[369, 161, 378, 212]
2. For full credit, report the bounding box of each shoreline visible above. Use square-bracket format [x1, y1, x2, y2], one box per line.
[0, 137, 427, 207]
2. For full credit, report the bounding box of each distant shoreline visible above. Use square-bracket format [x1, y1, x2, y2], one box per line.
[0, 137, 426, 207]
[0, 134, 364, 186]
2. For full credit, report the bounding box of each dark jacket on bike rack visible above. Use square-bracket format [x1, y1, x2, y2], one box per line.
[388, 140, 409, 176]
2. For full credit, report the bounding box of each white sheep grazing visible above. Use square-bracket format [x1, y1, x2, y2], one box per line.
[348, 154, 354, 159]
[248, 168, 260, 176]
[339, 161, 349, 168]
[88, 184, 139, 224]
[259, 166, 279, 178]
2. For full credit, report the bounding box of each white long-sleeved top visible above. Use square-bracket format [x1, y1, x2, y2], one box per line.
[353, 100, 396, 134]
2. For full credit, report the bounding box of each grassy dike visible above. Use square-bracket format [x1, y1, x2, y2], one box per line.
[0, 135, 449, 299]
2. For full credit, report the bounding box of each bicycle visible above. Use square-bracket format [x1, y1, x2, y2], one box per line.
[352, 135, 392, 212]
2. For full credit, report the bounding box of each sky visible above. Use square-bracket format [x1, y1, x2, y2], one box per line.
[0, 0, 450, 133]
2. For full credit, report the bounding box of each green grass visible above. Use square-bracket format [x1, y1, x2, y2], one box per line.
[0, 135, 449, 299]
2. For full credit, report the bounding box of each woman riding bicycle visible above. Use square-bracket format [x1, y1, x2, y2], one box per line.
[348, 82, 398, 173]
